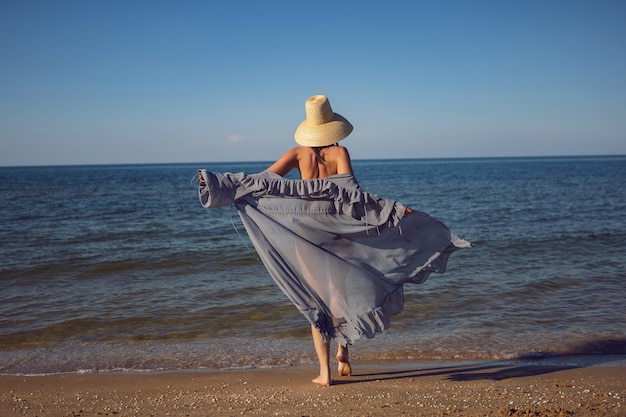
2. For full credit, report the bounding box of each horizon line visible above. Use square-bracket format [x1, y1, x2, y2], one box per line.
[1, 153, 625, 169]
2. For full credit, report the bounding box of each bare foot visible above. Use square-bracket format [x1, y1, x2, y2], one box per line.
[312, 375, 332, 386]
[336, 352, 352, 377]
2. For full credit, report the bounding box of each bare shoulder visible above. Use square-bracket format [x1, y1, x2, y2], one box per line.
[326, 146, 353, 175]
[281, 146, 315, 158]
[296, 146, 317, 156]
[268, 147, 302, 176]
[325, 145, 350, 158]
[326, 146, 351, 162]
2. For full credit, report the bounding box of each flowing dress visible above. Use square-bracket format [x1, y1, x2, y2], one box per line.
[198, 169, 470, 346]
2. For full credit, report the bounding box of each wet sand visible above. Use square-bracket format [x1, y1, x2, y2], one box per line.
[1, 357, 624, 416]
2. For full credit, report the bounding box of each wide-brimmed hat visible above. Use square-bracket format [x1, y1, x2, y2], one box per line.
[294, 95, 353, 147]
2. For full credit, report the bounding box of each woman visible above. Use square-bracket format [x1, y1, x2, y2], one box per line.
[267, 95, 359, 385]
[198, 95, 469, 386]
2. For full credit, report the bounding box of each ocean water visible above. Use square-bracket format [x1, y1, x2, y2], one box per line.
[1, 156, 625, 374]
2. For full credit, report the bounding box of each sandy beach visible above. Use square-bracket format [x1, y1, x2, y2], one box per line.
[1, 357, 624, 417]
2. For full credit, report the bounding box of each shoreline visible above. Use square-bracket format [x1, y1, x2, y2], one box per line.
[2, 356, 624, 416]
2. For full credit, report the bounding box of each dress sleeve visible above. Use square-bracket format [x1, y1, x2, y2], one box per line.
[197, 170, 249, 208]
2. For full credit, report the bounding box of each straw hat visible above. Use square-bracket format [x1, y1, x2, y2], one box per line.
[294, 95, 353, 147]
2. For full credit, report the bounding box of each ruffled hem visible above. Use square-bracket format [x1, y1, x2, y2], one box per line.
[199, 169, 408, 227]
[239, 171, 404, 227]
[315, 286, 405, 346]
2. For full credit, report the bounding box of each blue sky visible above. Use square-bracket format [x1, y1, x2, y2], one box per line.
[1, 0, 625, 166]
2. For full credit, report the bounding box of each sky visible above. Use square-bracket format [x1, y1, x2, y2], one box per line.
[1, 0, 625, 166]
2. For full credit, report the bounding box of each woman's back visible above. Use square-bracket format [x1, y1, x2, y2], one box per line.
[268, 145, 353, 180]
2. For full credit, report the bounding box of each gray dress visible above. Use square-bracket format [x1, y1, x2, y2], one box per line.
[198, 169, 470, 346]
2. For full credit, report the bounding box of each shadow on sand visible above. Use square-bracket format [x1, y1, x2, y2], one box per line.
[333, 339, 626, 385]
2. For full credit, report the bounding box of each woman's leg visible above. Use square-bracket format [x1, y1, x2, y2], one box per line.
[336, 343, 352, 377]
[310, 325, 331, 386]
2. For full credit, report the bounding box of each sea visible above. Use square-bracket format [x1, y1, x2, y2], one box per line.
[1, 156, 625, 375]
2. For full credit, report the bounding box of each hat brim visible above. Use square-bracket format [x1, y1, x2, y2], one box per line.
[294, 113, 353, 147]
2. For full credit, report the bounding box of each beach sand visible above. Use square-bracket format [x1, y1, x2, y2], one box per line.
[1, 358, 624, 417]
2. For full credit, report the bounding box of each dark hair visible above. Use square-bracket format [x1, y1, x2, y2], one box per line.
[312, 143, 337, 162]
